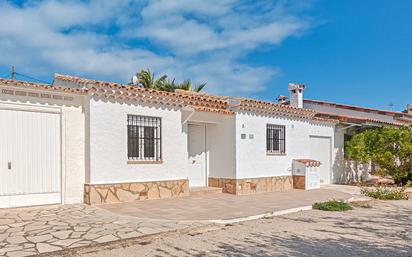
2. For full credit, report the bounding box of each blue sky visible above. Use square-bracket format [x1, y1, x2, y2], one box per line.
[0, 0, 411, 111]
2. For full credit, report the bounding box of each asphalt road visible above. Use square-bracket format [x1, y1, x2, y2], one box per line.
[72, 200, 412, 257]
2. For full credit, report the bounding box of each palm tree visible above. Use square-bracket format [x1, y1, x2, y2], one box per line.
[130, 69, 206, 93]
[130, 69, 167, 89]
[175, 80, 206, 93]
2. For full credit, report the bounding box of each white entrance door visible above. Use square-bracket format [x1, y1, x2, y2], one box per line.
[188, 124, 207, 187]
[309, 136, 332, 185]
[0, 108, 61, 208]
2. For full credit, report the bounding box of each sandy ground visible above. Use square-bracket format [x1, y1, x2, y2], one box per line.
[69, 200, 412, 257]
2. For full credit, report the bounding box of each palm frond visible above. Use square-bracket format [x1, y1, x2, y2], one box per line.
[193, 82, 206, 92]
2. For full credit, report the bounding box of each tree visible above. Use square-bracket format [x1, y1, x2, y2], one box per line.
[130, 69, 167, 89]
[345, 126, 412, 185]
[175, 80, 206, 93]
[130, 69, 206, 92]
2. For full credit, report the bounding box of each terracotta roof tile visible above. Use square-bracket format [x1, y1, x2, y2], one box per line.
[315, 112, 407, 126]
[51, 74, 340, 122]
[54, 74, 231, 114]
[305, 99, 412, 118]
[235, 97, 318, 120]
[294, 159, 322, 167]
[0, 78, 86, 94]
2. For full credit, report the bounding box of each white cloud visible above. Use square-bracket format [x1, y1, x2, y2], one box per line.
[0, 0, 313, 96]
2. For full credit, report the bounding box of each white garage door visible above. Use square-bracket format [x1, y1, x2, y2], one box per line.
[0, 108, 61, 208]
[309, 136, 332, 185]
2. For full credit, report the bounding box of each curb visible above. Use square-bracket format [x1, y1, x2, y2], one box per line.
[209, 205, 313, 225]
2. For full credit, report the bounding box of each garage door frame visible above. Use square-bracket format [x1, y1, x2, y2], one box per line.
[0, 101, 63, 208]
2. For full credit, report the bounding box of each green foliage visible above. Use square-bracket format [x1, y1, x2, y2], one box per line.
[130, 69, 206, 92]
[361, 186, 409, 200]
[345, 126, 412, 185]
[312, 200, 353, 211]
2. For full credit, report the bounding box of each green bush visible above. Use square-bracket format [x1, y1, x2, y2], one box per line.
[345, 126, 412, 185]
[361, 186, 409, 200]
[312, 200, 353, 211]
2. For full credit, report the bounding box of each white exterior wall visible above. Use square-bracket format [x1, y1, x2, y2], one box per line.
[332, 129, 345, 183]
[304, 102, 396, 123]
[61, 105, 85, 204]
[235, 112, 335, 180]
[333, 128, 371, 184]
[88, 98, 188, 184]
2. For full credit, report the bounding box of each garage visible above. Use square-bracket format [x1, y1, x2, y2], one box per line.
[309, 136, 332, 185]
[0, 106, 61, 208]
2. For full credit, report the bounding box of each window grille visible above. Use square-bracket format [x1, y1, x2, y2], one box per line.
[266, 124, 286, 154]
[127, 115, 161, 161]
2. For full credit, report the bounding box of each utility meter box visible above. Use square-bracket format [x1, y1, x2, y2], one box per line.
[292, 159, 321, 190]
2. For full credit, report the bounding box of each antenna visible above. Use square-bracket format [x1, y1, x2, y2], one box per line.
[11, 65, 15, 81]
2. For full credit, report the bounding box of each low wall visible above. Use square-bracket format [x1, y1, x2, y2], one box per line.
[292, 175, 306, 190]
[84, 179, 189, 204]
[209, 176, 293, 195]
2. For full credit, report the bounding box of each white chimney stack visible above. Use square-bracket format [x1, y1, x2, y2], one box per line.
[288, 83, 305, 108]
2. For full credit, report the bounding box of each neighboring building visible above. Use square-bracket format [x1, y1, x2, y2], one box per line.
[0, 75, 410, 208]
[285, 85, 412, 184]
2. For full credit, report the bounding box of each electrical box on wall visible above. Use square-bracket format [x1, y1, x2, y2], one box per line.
[292, 159, 321, 190]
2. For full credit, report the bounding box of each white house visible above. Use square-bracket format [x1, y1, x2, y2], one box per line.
[0, 74, 410, 208]
[302, 97, 412, 184]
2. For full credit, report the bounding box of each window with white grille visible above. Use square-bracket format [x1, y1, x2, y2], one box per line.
[266, 124, 286, 154]
[127, 115, 161, 161]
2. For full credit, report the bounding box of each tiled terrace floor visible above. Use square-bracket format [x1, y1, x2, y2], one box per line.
[0, 188, 351, 256]
[99, 189, 351, 221]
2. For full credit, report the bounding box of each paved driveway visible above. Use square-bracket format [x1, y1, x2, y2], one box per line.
[82, 200, 412, 257]
[98, 189, 351, 221]
[0, 188, 351, 256]
[0, 204, 200, 257]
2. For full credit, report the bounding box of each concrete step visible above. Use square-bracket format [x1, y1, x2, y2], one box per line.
[190, 187, 223, 196]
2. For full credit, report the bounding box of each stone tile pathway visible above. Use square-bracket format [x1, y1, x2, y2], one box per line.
[0, 187, 354, 256]
[99, 189, 351, 221]
[0, 204, 202, 257]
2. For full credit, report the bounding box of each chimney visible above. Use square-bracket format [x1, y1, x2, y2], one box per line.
[288, 83, 305, 108]
[406, 104, 412, 114]
[276, 95, 287, 105]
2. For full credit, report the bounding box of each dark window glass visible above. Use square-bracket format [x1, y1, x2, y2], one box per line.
[127, 115, 161, 160]
[266, 124, 286, 154]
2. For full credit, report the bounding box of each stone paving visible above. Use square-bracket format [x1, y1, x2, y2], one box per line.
[0, 204, 201, 257]
[0, 187, 354, 256]
[99, 188, 351, 221]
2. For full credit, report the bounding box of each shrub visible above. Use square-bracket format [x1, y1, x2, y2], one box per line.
[312, 200, 353, 211]
[361, 186, 409, 200]
[345, 126, 412, 185]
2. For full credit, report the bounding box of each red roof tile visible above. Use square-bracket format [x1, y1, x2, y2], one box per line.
[0, 78, 86, 94]
[294, 159, 321, 167]
[305, 99, 412, 118]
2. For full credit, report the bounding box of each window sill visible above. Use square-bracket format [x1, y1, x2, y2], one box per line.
[266, 152, 286, 156]
[127, 160, 163, 164]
